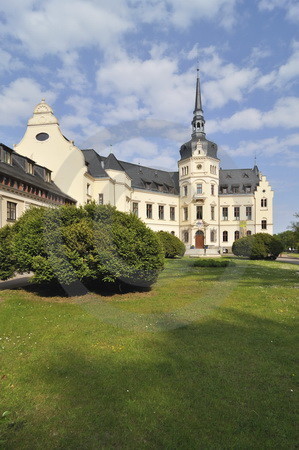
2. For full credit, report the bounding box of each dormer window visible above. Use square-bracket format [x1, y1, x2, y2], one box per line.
[244, 185, 251, 193]
[26, 161, 34, 174]
[220, 185, 228, 194]
[231, 185, 239, 193]
[45, 170, 51, 182]
[0, 148, 12, 165]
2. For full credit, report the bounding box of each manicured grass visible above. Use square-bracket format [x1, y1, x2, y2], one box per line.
[0, 258, 298, 449]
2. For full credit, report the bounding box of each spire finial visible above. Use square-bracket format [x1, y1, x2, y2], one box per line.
[191, 67, 205, 138]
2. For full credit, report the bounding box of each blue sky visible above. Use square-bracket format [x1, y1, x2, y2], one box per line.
[0, 0, 298, 233]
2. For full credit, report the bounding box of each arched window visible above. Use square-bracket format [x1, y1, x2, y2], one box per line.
[246, 230, 252, 236]
[223, 231, 228, 242]
[210, 230, 216, 242]
[234, 230, 240, 240]
[261, 198, 267, 207]
[171, 231, 175, 236]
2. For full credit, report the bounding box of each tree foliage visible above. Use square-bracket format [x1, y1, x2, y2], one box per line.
[156, 231, 185, 258]
[0, 225, 16, 280]
[1, 204, 164, 288]
[275, 230, 297, 251]
[232, 233, 283, 260]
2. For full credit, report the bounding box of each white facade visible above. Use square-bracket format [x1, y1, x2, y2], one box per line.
[13, 76, 274, 252]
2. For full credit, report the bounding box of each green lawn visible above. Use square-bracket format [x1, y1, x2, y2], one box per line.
[0, 258, 298, 449]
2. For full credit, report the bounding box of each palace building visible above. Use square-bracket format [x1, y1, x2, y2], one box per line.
[3, 71, 273, 252]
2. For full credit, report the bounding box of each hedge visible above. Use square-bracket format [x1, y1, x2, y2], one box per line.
[193, 258, 235, 267]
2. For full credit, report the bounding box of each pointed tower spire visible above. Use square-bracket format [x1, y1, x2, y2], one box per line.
[192, 68, 205, 138]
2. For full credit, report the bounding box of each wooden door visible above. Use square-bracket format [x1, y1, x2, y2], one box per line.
[195, 232, 204, 249]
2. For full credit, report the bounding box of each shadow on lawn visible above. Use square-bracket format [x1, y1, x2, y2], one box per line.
[21, 278, 151, 298]
[2, 309, 296, 449]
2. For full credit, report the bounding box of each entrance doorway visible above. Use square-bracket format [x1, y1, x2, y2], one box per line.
[195, 230, 204, 249]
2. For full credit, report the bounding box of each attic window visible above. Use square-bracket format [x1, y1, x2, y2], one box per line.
[36, 132, 49, 141]
[243, 173, 249, 178]
[1, 149, 12, 164]
[26, 161, 34, 174]
[226, 174, 232, 179]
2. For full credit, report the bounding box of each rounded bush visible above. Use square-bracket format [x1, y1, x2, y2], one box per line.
[156, 231, 185, 258]
[8, 204, 164, 288]
[232, 233, 283, 260]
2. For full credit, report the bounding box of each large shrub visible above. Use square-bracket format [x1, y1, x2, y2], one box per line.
[3, 204, 164, 288]
[156, 231, 185, 258]
[0, 225, 16, 280]
[232, 233, 283, 260]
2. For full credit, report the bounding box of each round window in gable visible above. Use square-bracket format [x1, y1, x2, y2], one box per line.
[36, 132, 49, 141]
[197, 164, 202, 169]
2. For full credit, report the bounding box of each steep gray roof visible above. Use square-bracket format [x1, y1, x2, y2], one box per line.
[81, 149, 179, 194]
[219, 167, 260, 194]
[180, 136, 218, 161]
[0, 144, 75, 202]
[105, 153, 125, 171]
[81, 149, 108, 178]
[118, 160, 179, 194]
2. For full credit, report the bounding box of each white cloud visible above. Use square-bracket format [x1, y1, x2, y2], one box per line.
[97, 56, 194, 123]
[0, 0, 133, 58]
[221, 133, 299, 167]
[57, 52, 89, 92]
[259, 0, 299, 23]
[208, 97, 299, 133]
[255, 41, 299, 90]
[164, 0, 239, 29]
[0, 78, 56, 127]
[0, 49, 23, 74]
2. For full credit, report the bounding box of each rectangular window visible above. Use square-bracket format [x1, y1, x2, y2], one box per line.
[183, 231, 189, 243]
[158, 205, 164, 220]
[132, 202, 138, 216]
[211, 184, 215, 195]
[211, 206, 215, 221]
[86, 183, 90, 195]
[196, 183, 202, 194]
[7, 201, 17, 221]
[261, 219, 267, 229]
[196, 205, 203, 220]
[234, 206, 240, 220]
[146, 203, 152, 219]
[183, 207, 188, 221]
[222, 207, 228, 220]
[246, 206, 252, 220]
[170, 206, 175, 221]
[98, 193, 104, 205]
[223, 231, 228, 242]
[261, 198, 267, 207]
[183, 185, 188, 196]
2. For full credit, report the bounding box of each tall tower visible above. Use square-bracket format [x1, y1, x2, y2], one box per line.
[178, 70, 220, 251]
